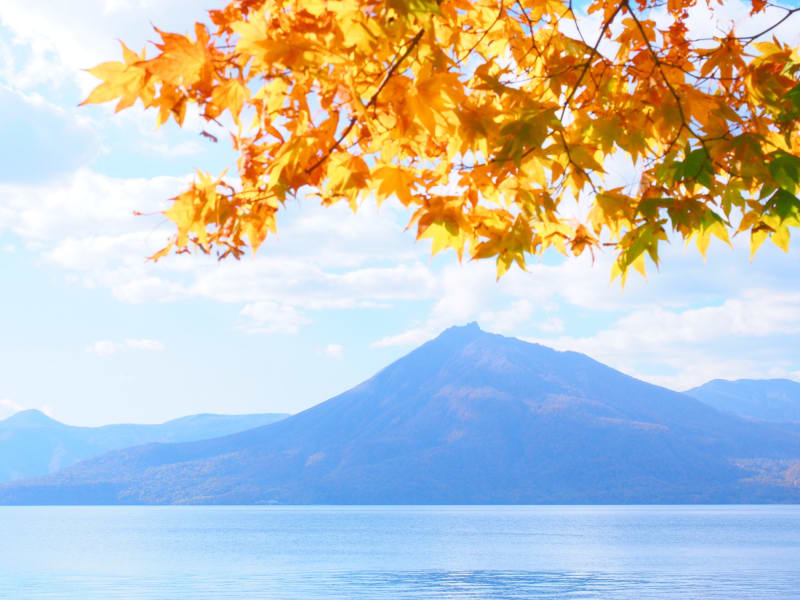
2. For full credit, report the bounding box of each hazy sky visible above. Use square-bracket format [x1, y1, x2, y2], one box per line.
[1, 0, 799, 426]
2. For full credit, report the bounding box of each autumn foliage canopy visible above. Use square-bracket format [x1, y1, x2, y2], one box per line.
[83, 0, 800, 279]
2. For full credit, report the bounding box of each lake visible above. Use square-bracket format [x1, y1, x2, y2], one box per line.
[1, 505, 798, 598]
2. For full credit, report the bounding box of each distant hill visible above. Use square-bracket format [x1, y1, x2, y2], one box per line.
[685, 379, 800, 422]
[0, 410, 289, 483]
[2, 323, 799, 505]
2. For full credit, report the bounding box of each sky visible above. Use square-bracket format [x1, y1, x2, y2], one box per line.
[1, 0, 799, 426]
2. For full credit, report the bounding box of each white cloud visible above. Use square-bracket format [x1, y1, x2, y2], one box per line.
[539, 290, 800, 352]
[124, 338, 164, 351]
[371, 327, 432, 349]
[526, 289, 800, 390]
[371, 260, 498, 348]
[86, 338, 164, 355]
[238, 301, 311, 334]
[480, 299, 536, 334]
[537, 317, 565, 334]
[47, 232, 168, 272]
[86, 340, 117, 356]
[185, 258, 437, 321]
[112, 276, 187, 304]
[324, 344, 344, 359]
[1, 169, 442, 336]
[0, 169, 183, 241]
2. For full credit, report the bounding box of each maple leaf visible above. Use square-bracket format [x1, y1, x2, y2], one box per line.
[80, 0, 800, 280]
[146, 25, 211, 88]
[80, 42, 150, 112]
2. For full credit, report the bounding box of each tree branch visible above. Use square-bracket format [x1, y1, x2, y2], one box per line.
[305, 29, 425, 174]
[740, 6, 800, 45]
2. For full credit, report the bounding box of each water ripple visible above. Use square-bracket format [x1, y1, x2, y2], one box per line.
[5, 569, 799, 600]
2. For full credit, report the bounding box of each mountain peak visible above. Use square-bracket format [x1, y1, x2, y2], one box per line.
[442, 321, 481, 332]
[1, 409, 61, 428]
[439, 321, 483, 337]
[424, 321, 488, 350]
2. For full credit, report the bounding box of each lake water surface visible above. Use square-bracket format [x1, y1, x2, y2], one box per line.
[1, 505, 798, 598]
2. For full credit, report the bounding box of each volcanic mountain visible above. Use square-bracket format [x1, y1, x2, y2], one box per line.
[2, 323, 799, 504]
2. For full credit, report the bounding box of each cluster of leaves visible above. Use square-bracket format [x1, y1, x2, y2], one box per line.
[83, 0, 800, 279]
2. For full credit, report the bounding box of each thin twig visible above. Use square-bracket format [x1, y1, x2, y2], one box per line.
[456, 2, 505, 65]
[560, 1, 625, 121]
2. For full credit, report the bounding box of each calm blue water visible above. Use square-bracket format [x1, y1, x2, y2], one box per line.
[0, 505, 798, 598]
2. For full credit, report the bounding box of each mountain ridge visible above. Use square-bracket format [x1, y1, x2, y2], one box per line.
[686, 378, 800, 422]
[1, 409, 64, 428]
[0, 410, 290, 484]
[2, 324, 799, 504]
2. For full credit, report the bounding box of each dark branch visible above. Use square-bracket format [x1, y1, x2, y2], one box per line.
[740, 6, 800, 45]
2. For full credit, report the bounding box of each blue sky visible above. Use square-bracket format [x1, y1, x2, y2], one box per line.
[1, 0, 799, 426]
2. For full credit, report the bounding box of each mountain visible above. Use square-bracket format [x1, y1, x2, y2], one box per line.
[2, 323, 799, 505]
[0, 410, 289, 483]
[685, 379, 800, 423]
